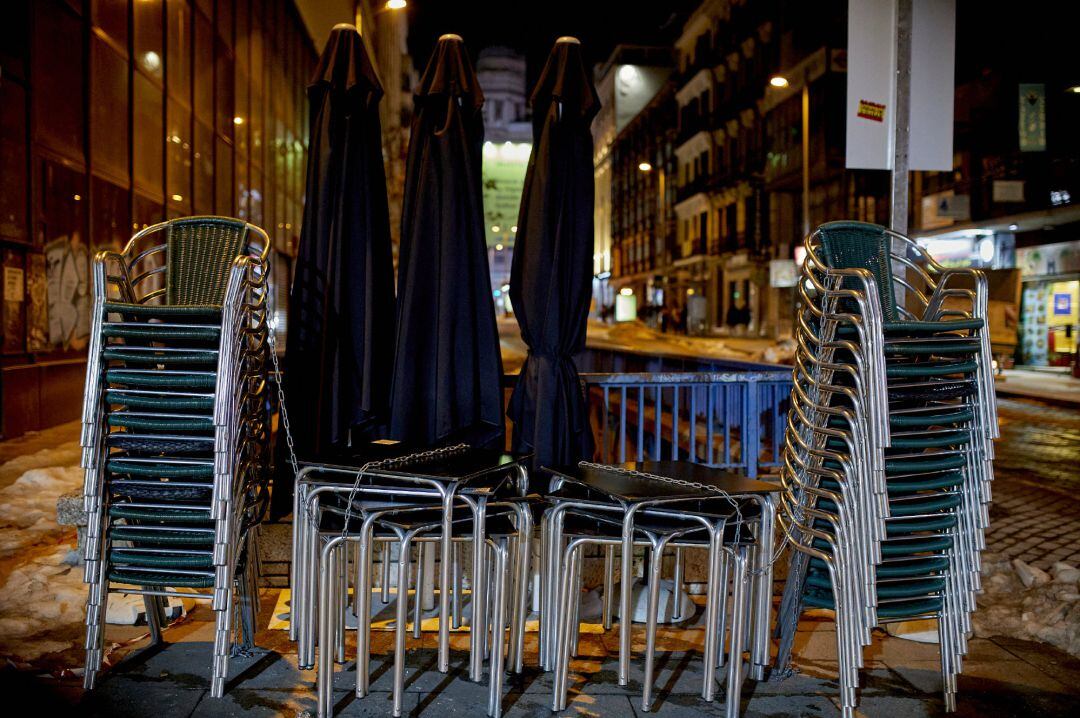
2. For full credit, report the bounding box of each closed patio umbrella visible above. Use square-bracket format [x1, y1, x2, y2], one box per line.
[507, 37, 599, 468]
[273, 24, 395, 517]
[389, 34, 504, 448]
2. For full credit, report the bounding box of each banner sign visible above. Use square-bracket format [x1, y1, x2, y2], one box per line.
[846, 0, 956, 171]
[846, 0, 897, 169]
[909, 0, 955, 171]
[1019, 83, 1047, 152]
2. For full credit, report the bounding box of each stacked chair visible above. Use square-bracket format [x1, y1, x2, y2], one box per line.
[775, 221, 998, 716]
[79, 216, 272, 696]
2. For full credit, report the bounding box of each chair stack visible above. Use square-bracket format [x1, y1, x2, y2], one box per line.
[79, 217, 272, 697]
[775, 221, 998, 716]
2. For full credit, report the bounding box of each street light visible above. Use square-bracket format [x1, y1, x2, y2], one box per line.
[769, 75, 789, 88]
[385, 0, 407, 9]
[638, 161, 652, 172]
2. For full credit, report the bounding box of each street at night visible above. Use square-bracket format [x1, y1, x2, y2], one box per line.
[2, 1, 1079, 716]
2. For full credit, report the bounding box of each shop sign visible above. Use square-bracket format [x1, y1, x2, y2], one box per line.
[920, 190, 967, 230]
[4, 266, 24, 302]
[1017, 240, 1080, 277]
[769, 259, 798, 288]
[993, 180, 1025, 203]
[1018, 83, 1047, 152]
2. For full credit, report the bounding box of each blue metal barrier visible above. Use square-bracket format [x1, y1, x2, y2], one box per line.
[582, 371, 792, 477]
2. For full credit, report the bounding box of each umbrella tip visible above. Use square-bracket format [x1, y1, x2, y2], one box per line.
[332, 23, 357, 31]
[439, 33, 464, 42]
[556, 36, 581, 45]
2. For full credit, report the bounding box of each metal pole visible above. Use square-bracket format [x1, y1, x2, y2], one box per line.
[891, 0, 913, 235]
[801, 70, 811, 238]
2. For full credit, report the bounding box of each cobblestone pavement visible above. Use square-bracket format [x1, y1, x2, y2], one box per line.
[986, 398, 1080, 569]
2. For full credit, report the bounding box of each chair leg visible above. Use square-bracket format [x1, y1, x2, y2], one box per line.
[83, 571, 109, 690]
[381, 541, 392, 604]
[510, 511, 532, 673]
[336, 541, 347, 663]
[357, 526, 377, 698]
[487, 538, 509, 718]
[414, 542, 425, 639]
[641, 541, 667, 712]
[672, 547, 684, 621]
[602, 544, 616, 630]
[723, 548, 749, 718]
[470, 502, 488, 682]
[552, 544, 582, 712]
[452, 542, 463, 629]
[393, 532, 416, 718]
[317, 541, 341, 718]
[701, 532, 723, 702]
[715, 550, 731, 669]
[144, 593, 164, 645]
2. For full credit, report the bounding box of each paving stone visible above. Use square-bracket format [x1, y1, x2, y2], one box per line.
[79, 679, 207, 717]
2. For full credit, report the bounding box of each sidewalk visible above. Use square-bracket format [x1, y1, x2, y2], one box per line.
[997, 368, 1080, 407]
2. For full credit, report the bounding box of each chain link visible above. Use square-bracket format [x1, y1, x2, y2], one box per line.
[576, 461, 789, 576]
[337, 444, 470, 538]
[266, 314, 299, 481]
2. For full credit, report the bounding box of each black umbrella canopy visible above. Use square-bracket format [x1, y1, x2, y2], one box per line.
[389, 34, 505, 448]
[273, 24, 396, 516]
[507, 37, 599, 468]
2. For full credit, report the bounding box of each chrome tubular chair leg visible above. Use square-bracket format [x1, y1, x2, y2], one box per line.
[723, 546, 750, 718]
[381, 540, 392, 604]
[414, 541, 426, 639]
[452, 541, 463, 629]
[602, 544, 616, 630]
[671, 546, 684, 622]
[641, 537, 670, 712]
[487, 537, 510, 718]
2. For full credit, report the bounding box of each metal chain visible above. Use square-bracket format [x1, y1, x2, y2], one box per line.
[266, 313, 299, 481]
[576, 461, 790, 576]
[337, 444, 470, 538]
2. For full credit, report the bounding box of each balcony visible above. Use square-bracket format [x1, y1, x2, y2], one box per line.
[676, 177, 709, 204]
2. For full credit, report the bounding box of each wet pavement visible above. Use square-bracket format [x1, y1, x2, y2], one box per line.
[987, 398, 1080, 569]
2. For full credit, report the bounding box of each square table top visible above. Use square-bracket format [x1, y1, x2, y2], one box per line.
[543, 460, 779, 504]
[298, 442, 532, 484]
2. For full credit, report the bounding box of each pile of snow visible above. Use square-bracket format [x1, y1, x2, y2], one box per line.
[973, 553, 1080, 657]
[0, 464, 83, 557]
[0, 544, 87, 662]
[0, 441, 86, 664]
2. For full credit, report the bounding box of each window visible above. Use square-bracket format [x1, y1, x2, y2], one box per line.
[193, 12, 214, 124]
[166, 0, 192, 101]
[133, 72, 165, 197]
[91, 176, 129, 252]
[0, 80, 28, 243]
[91, 0, 128, 47]
[166, 99, 192, 214]
[193, 120, 214, 213]
[133, 0, 164, 83]
[33, 0, 85, 162]
[90, 36, 130, 183]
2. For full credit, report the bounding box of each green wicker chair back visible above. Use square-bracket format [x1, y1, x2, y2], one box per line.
[165, 217, 249, 306]
[816, 221, 897, 322]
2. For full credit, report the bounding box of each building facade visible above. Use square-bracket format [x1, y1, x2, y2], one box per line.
[0, 0, 317, 438]
[608, 84, 678, 326]
[605, 0, 889, 339]
[591, 45, 673, 315]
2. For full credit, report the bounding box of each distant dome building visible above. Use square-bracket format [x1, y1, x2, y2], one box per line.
[476, 46, 531, 143]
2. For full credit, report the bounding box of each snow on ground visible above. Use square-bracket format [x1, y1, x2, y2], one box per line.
[974, 552, 1080, 657]
[0, 442, 86, 665]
